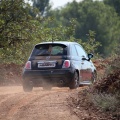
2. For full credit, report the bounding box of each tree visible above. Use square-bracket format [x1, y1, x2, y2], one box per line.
[0, 0, 35, 48]
[0, 0, 103, 64]
[0, 0, 77, 63]
[31, 0, 50, 16]
[0, 0, 41, 63]
[104, 0, 120, 16]
[48, 0, 120, 56]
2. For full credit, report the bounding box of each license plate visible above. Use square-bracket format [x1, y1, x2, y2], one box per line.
[38, 61, 56, 68]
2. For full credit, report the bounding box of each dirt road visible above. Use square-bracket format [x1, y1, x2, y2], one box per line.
[0, 86, 85, 120]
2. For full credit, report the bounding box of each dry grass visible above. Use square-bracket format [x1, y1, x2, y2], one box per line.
[89, 93, 119, 112]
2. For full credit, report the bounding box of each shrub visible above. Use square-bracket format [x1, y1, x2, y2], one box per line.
[90, 93, 119, 112]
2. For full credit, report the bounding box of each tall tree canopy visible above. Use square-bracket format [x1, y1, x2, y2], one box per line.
[0, 0, 77, 63]
[48, 0, 120, 56]
[0, 0, 42, 63]
[31, 0, 50, 15]
[1, 0, 120, 63]
[104, 0, 120, 16]
[0, 0, 34, 48]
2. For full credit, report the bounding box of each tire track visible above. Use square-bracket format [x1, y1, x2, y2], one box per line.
[0, 93, 27, 120]
[7, 90, 59, 119]
[0, 87, 82, 120]
[17, 88, 80, 120]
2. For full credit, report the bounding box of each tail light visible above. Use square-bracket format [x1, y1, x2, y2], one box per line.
[62, 60, 70, 68]
[25, 61, 31, 69]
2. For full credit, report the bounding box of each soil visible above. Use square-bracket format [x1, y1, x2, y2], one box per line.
[0, 86, 83, 120]
[0, 59, 116, 120]
[0, 86, 115, 120]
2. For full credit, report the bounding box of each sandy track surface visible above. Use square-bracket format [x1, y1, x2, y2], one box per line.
[0, 86, 85, 120]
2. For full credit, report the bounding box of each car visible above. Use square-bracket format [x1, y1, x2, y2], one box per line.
[22, 41, 97, 92]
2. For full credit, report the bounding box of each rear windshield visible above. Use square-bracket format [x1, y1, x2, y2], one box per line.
[31, 44, 67, 56]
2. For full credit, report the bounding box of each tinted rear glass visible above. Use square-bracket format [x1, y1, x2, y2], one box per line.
[31, 44, 67, 56]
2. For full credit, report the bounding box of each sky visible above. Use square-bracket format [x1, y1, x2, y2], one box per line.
[50, 0, 83, 9]
[25, 0, 83, 9]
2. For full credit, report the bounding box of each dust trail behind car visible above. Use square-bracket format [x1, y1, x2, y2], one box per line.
[0, 86, 83, 120]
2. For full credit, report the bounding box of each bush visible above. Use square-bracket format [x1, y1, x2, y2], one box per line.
[90, 93, 119, 112]
[86, 46, 120, 120]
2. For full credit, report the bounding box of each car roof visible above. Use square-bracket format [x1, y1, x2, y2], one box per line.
[35, 41, 79, 46]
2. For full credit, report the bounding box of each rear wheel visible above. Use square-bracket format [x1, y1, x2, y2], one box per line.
[23, 80, 33, 92]
[69, 72, 79, 89]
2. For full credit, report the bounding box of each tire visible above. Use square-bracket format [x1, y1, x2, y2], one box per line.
[69, 72, 79, 89]
[92, 71, 97, 83]
[23, 80, 33, 92]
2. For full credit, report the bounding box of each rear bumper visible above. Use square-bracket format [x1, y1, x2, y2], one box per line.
[22, 68, 74, 87]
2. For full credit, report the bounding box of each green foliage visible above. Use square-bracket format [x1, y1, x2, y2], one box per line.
[35, 17, 76, 42]
[0, 0, 41, 63]
[31, 0, 51, 16]
[49, 0, 120, 56]
[0, 0, 101, 64]
[69, 30, 101, 57]
[80, 30, 101, 55]
[0, 0, 32, 47]
[0, 9, 77, 64]
[104, 0, 120, 16]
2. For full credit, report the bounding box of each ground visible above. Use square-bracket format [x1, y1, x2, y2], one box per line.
[0, 59, 117, 120]
[0, 86, 80, 120]
[0, 86, 114, 120]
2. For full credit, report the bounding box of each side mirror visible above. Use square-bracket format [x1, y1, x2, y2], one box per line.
[88, 53, 93, 61]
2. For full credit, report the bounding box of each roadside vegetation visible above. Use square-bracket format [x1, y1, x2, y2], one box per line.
[90, 48, 120, 119]
[0, 0, 120, 119]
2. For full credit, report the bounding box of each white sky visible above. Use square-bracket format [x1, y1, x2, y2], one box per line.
[50, 0, 83, 9]
[25, 0, 83, 9]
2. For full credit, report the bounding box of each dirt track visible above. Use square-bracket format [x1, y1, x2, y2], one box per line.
[0, 86, 86, 120]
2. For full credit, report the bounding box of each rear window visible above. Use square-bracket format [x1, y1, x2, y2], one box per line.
[31, 44, 67, 56]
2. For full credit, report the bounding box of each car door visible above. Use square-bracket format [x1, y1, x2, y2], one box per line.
[74, 44, 93, 84]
